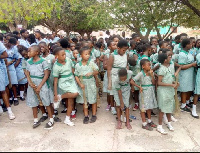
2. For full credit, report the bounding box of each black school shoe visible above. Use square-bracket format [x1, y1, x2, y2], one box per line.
[44, 121, 54, 129]
[54, 110, 58, 115]
[39, 116, 48, 122]
[54, 117, 62, 122]
[186, 103, 193, 108]
[90, 115, 97, 123]
[83, 116, 89, 124]
[33, 121, 41, 129]
[9, 99, 13, 105]
[181, 106, 191, 113]
[14, 100, 19, 106]
[20, 97, 25, 101]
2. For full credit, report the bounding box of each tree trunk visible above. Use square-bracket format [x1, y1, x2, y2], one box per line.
[181, 0, 200, 17]
[8, 22, 16, 32]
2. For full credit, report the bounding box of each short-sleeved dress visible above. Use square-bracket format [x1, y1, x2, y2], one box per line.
[52, 57, 78, 95]
[103, 49, 111, 93]
[18, 39, 30, 48]
[178, 50, 195, 92]
[111, 50, 127, 95]
[128, 49, 137, 58]
[129, 60, 140, 90]
[113, 70, 132, 107]
[0, 42, 6, 91]
[6, 46, 19, 85]
[26, 58, 52, 107]
[65, 50, 73, 60]
[173, 43, 182, 54]
[194, 53, 200, 94]
[157, 65, 175, 113]
[75, 60, 99, 104]
[133, 70, 157, 111]
[15, 52, 27, 84]
[196, 48, 200, 55]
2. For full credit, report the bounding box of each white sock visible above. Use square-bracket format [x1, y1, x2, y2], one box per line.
[142, 122, 147, 126]
[181, 103, 186, 108]
[65, 116, 70, 121]
[43, 113, 47, 117]
[20, 91, 24, 98]
[0, 99, 3, 105]
[50, 118, 54, 123]
[192, 105, 198, 116]
[0, 106, 3, 113]
[168, 122, 172, 127]
[163, 113, 167, 121]
[158, 125, 162, 129]
[7, 107, 12, 114]
[190, 96, 194, 101]
[186, 100, 190, 104]
[71, 110, 75, 115]
[9, 98, 13, 100]
[14, 98, 18, 100]
[135, 103, 139, 106]
[34, 118, 38, 123]
[53, 115, 55, 118]
[147, 119, 151, 123]
[111, 107, 115, 111]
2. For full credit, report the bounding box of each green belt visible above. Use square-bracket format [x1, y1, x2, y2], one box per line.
[60, 73, 73, 78]
[141, 84, 153, 87]
[112, 66, 126, 69]
[30, 75, 50, 88]
[120, 84, 128, 86]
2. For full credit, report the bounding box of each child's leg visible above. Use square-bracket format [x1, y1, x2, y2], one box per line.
[106, 93, 111, 111]
[46, 105, 53, 118]
[61, 92, 78, 99]
[90, 103, 97, 123]
[32, 107, 38, 119]
[19, 84, 25, 99]
[133, 91, 139, 111]
[116, 106, 122, 129]
[64, 98, 75, 126]
[12, 85, 19, 106]
[38, 105, 48, 122]
[125, 108, 132, 130]
[158, 111, 164, 125]
[192, 94, 199, 118]
[181, 92, 191, 112]
[141, 111, 153, 130]
[110, 95, 116, 115]
[70, 99, 76, 120]
[166, 113, 174, 131]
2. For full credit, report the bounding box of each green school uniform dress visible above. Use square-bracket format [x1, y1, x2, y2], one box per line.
[178, 50, 195, 92]
[75, 60, 99, 104]
[133, 70, 157, 111]
[129, 60, 140, 90]
[52, 57, 78, 95]
[26, 58, 52, 107]
[113, 70, 132, 107]
[194, 53, 200, 94]
[157, 65, 175, 113]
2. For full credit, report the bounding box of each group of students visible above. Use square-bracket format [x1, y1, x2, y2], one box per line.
[0, 29, 199, 135]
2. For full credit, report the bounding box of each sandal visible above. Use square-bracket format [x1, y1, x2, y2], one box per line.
[148, 121, 157, 128]
[142, 124, 153, 131]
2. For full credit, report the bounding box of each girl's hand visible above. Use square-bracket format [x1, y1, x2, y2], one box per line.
[175, 82, 180, 89]
[120, 102, 124, 110]
[171, 83, 177, 88]
[85, 72, 93, 77]
[131, 86, 135, 92]
[139, 87, 143, 93]
[108, 84, 112, 90]
[80, 84, 85, 90]
[35, 85, 42, 94]
[54, 95, 58, 102]
[193, 62, 197, 67]
[149, 69, 154, 77]
[96, 80, 99, 88]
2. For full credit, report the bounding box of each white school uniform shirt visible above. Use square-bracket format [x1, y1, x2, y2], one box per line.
[18, 39, 30, 48]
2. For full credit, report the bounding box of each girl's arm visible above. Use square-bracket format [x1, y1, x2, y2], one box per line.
[103, 55, 108, 70]
[152, 64, 160, 72]
[174, 66, 182, 77]
[118, 89, 124, 109]
[99, 54, 105, 62]
[14, 58, 21, 67]
[54, 77, 58, 98]
[150, 70, 156, 85]
[126, 53, 129, 70]
[72, 68, 75, 74]
[96, 57, 100, 68]
[181, 62, 196, 70]
[36, 70, 50, 93]
[107, 55, 114, 90]
[0, 51, 8, 59]
[130, 79, 143, 93]
[157, 75, 176, 88]
[75, 76, 85, 89]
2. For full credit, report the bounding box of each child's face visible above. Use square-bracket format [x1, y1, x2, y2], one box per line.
[191, 39, 195, 47]
[147, 47, 153, 56]
[167, 45, 172, 51]
[134, 37, 141, 43]
[109, 42, 117, 51]
[70, 44, 75, 51]
[119, 75, 127, 82]
[131, 44, 136, 49]
[28, 48, 39, 58]
[22, 50, 29, 59]
[161, 43, 168, 49]
[113, 37, 119, 44]
[34, 32, 40, 39]
[186, 43, 192, 50]
[142, 62, 151, 71]
[196, 40, 200, 48]
[151, 39, 158, 45]
[180, 36, 187, 43]
[118, 47, 128, 56]
[88, 42, 93, 49]
[166, 51, 172, 63]
[151, 46, 157, 54]
[73, 50, 79, 59]
[81, 50, 90, 61]
[39, 44, 47, 54]
[56, 50, 66, 62]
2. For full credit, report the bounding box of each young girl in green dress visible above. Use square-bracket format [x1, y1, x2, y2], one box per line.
[74, 46, 99, 124]
[53, 47, 79, 126]
[157, 52, 181, 134]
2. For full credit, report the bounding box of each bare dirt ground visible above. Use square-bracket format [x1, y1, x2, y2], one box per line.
[0, 93, 200, 152]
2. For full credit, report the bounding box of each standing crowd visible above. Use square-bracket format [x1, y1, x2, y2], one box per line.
[0, 29, 199, 135]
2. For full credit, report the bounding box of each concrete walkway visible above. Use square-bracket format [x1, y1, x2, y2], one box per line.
[0, 94, 200, 152]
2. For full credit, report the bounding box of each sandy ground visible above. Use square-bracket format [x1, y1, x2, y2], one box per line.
[0, 93, 200, 152]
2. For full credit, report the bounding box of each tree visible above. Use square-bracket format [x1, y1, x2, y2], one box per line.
[0, 0, 55, 31]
